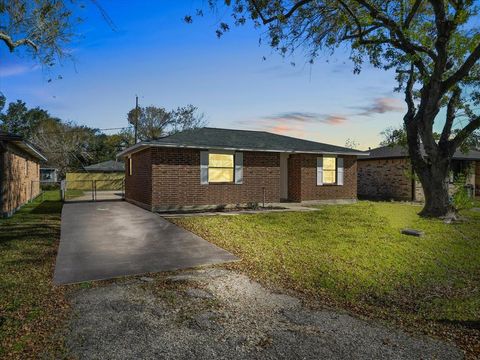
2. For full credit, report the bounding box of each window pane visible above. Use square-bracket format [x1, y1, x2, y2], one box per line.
[209, 153, 234, 168]
[323, 156, 336, 171]
[323, 170, 336, 184]
[208, 168, 233, 182]
[209, 168, 234, 182]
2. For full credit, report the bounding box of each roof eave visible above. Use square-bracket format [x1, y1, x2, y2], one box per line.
[12, 141, 47, 162]
[117, 142, 367, 157]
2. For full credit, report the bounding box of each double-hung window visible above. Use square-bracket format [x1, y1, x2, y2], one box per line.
[322, 156, 337, 184]
[208, 153, 234, 183]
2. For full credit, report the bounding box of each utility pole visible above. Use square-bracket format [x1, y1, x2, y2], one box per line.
[134, 95, 139, 144]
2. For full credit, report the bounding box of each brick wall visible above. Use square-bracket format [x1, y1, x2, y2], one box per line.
[357, 158, 413, 201]
[124, 148, 360, 210]
[295, 154, 357, 201]
[149, 148, 280, 210]
[1, 142, 41, 217]
[287, 155, 302, 202]
[124, 148, 152, 209]
[476, 161, 480, 196]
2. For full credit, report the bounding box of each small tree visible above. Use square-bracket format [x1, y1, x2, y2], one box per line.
[0, 99, 50, 138]
[127, 104, 206, 142]
[196, 0, 480, 217]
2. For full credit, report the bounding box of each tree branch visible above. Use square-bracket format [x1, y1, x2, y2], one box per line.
[353, 0, 436, 64]
[443, 41, 480, 91]
[404, 64, 416, 123]
[251, 0, 314, 25]
[0, 32, 38, 52]
[439, 87, 461, 145]
[450, 115, 480, 149]
[403, 0, 423, 29]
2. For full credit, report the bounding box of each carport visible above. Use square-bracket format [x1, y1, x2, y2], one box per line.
[53, 201, 238, 285]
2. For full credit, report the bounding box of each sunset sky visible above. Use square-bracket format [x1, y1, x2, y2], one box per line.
[0, 0, 415, 150]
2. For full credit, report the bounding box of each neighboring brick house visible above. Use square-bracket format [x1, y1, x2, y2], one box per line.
[118, 127, 364, 212]
[0, 132, 47, 217]
[357, 145, 480, 201]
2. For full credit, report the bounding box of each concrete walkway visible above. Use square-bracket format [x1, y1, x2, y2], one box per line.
[53, 201, 238, 285]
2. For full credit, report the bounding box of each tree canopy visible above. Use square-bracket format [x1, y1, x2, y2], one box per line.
[192, 0, 480, 217]
[127, 104, 206, 141]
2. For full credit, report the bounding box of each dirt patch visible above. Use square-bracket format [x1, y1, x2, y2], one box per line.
[64, 269, 463, 359]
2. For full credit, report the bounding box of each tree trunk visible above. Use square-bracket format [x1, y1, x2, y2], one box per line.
[414, 159, 454, 218]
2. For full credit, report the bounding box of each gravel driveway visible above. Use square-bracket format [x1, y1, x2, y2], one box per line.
[64, 268, 463, 359]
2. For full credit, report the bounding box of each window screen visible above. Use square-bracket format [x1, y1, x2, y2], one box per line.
[323, 156, 336, 184]
[208, 153, 234, 183]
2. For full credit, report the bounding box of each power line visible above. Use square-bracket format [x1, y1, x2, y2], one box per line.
[30, 126, 133, 136]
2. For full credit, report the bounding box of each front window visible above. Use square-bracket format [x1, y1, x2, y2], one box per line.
[323, 156, 336, 184]
[208, 153, 234, 183]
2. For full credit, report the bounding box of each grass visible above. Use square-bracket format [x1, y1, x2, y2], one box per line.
[0, 191, 68, 359]
[172, 201, 480, 356]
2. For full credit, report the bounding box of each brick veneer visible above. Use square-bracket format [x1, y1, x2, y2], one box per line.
[149, 148, 280, 210]
[476, 161, 480, 196]
[288, 154, 357, 202]
[124, 148, 152, 209]
[1, 142, 41, 217]
[357, 158, 413, 201]
[124, 148, 360, 210]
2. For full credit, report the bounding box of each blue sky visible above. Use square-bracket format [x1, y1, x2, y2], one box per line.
[0, 0, 410, 149]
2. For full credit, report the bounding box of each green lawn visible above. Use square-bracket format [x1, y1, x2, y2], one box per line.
[172, 201, 480, 353]
[0, 191, 67, 359]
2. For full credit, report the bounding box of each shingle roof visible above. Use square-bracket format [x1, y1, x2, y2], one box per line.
[84, 160, 125, 172]
[0, 131, 47, 161]
[118, 127, 365, 157]
[362, 145, 480, 160]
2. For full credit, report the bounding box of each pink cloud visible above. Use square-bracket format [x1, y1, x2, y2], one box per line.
[323, 115, 347, 125]
[356, 97, 404, 116]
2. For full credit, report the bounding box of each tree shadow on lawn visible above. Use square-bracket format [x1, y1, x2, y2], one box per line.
[29, 200, 63, 215]
[0, 223, 60, 247]
[437, 319, 480, 330]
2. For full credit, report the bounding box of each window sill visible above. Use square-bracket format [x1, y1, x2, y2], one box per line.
[208, 182, 236, 185]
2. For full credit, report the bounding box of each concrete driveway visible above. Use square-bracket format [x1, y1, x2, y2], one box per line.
[53, 201, 238, 285]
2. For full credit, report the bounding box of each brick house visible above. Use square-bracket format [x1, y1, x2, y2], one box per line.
[357, 145, 480, 201]
[118, 128, 365, 212]
[0, 132, 47, 217]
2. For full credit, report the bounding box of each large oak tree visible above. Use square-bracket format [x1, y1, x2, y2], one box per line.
[200, 0, 480, 217]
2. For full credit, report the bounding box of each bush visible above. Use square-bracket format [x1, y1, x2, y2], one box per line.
[452, 174, 474, 211]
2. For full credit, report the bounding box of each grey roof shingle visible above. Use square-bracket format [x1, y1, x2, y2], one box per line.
[362, 145, 480, 160]
[84, 160, 125, 172]
[119, 127, 365, 157]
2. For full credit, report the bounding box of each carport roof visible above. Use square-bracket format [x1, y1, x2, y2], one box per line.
[84, 160, 125, 172]
[118, 127, 367, 157]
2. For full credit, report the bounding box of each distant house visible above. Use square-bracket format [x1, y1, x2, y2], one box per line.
[66, 160, 125, 191]
[0, 131, 47, 217]
[40, 167, 59, 182]
[357, 145, 480, 201]
[83, 160, 125, 173]
[118, 127, 365, 212]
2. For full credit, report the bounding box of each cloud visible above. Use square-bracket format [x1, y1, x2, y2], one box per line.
[237, 111, 348, 139]
[354, 97, 404, 116]
[0, 64, 39, 77]
[262, 111, 347, 125]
